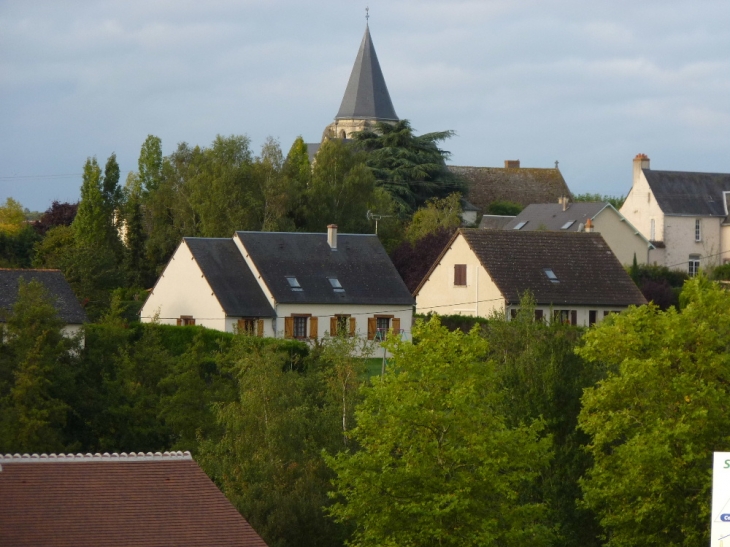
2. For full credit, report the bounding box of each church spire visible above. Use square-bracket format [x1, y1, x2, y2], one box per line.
[335, 24, 398, 122]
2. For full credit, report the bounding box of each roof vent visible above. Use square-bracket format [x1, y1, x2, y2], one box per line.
[327, 224, 338, 250]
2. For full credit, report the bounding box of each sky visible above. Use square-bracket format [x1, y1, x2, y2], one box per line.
[1, 0, 729, 212]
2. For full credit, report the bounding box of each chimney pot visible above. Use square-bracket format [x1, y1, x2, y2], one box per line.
[327, 224, 338, 250]
[504, 160, 520, 169]
[585, 218, 593, 232]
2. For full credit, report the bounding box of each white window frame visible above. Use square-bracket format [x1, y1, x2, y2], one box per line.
[695, 219, 701, 242]
[689, 255, 701, 277]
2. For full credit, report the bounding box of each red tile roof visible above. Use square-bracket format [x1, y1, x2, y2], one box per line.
[0, 452, 268, 547]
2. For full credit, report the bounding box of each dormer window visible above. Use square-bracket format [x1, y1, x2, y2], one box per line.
[328, 278, 345, 292]
[561, 221, 575, 229]
[286, 276, 303, 291]
[514, 221, 528, 230]
[544, 268, 559, 283]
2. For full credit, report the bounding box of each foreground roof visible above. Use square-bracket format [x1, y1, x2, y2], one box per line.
[0, 451, 268, 547]
[417, 229, 646, 307]
[503, 202, 610, 231]
[449, 165, 571, 212]
[644, 169, 730, 216]
[185, 238, 275, 318]
[335, 25, 398, 122]
[235, 231, 414, 306]
[0, 269, 87, 324]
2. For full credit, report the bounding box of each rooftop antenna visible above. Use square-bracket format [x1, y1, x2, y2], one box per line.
[365, 6, 369, 23]
[366, 209, 392, 235]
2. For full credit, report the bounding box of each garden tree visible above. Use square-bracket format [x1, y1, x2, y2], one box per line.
[573, 193, 625, 210]
[73, 158, 109, 246]
[326, 318, 553, 547]
[32, 225, 75, 269]
[0, 197, 27, 234]
[252, 137, 291, 231]
[122, 172, 151, 287]
[103, 152, 123, 218]
[486, 200, 523, 216]
[627, 263, 688, 310]
[389, 226, 454, 292]
[138, 134, 163, 195]
[404, 192, 462, 243]
[485, 297, 603, 547]
[199, 336, 347, 547]
[281, 136, 312, 228]
[0, 280, 79, 454]
[577, 277, 730, 547]
[33, 201, 78, 235]
[304, 138, 379, 233]
[352, 119, 464, 214]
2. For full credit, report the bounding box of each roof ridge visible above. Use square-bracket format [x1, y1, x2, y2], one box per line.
[0, 451, 193, 463]
[0, 268, 62, 272]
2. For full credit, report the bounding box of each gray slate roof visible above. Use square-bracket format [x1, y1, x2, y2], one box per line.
[0, 269, 87, 324]
[185, 238, 275, 318]
[479, 215, 515, 230]
[643, 169, 730, 216]
[335, 25, 398, 122]
[503, 202, 610, 231]
[235, 232, 414, 306]
[416, 230, 646, 307]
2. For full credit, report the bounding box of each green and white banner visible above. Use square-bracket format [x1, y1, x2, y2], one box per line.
[712, 453, 730, 546]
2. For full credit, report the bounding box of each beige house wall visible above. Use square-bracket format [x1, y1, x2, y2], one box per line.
[664, 215, 723, 272]
[620, 169, 666, 243]
[505, 304, 631, 327]
[593, 208, 651, 265]
[139, 241, 228, 331]
[415, 233, 506, 318]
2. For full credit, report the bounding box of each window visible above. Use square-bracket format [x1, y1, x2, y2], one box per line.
[513, 221, 528, 230]
[689, 254, 701, 277]
[328, 278, 344, 292]
[293, 316, 308, 338]
[695, 219, 701, 242]
[561, 220, 575, 230]
[286, 276, 302, 291]
[238, 319, 263, 337]
[177, 315, 195, 326]
[534, 309, 544, 322]
[454, 264, 467, 286]
[554, 310, 576, 325]
[543, 268, 559, 283]
[589, 310, 597, 326]
[376, 317, 390, 332]
[330, 315, 351, 336]
[368, 316, 399, 340]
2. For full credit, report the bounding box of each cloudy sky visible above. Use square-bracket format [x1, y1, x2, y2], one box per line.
[1, 0, 729, 211]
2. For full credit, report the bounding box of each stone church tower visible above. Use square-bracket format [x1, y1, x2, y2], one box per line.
[322, 24, 399, 140]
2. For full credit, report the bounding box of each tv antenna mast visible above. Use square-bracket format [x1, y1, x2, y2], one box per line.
[366, 210, 393, 235]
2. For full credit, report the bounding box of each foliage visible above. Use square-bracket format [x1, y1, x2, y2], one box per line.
[34, 201, 78, 235]
[708, 262, 730, 281]
[415, 312, 490, 333]
[486, 200, 523, 216]
[0, 197, 27, 234]
[0, 280, 80, 454]
[573, 193, 625, 210]
[0, 224, 39, 268]
[352, 120, 464, 214]
[390, 226, 454, 292]
[405, 193, 462, 243]
[326, 318, 552, 547]
[138, 135, 163, 195]
[627, 263, 688, 310]
[577, 278, 730, 547]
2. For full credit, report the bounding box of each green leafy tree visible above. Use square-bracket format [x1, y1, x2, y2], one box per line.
[122, 172, 151, 287]
[282, 136, 311, 228]
[405, 192, 462, 243]
[573, 193, 625, 210]
[326, 318, 553, 547]
[486, 200, 523, 216]
[577, 277, 730, 547]
[139, 135, 163, 195]
[0, 197, 27, 234]
[73, 158, 109, 246]
[352, 119, 464, 214]
[0, 279, 79, 453]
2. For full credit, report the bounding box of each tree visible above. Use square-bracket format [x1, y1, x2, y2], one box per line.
[139, 135, 163, 195]
[390, 226, 455, 292]
[34, 201, 78, 236]
[0, 279, 79, 454]
[0, 197, 27, 234]
[352, 119, 464, 214]
[577, 277, 730, 547]
[405, 193, 462, 243]
[122, 172, 151, 287]
[102, 152, 123, 216]
[326, 318, 553, 547]
[486, 200, 523, 216]
[573, 193, 625, 210]
[73, 158, 108, 246]
[281, 136, 311, 228]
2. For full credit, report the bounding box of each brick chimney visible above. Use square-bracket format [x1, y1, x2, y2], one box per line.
[633, 153, 650, 185]
[559, 196, 570, 211]
[504, 160, 520, 169]
[585, 218, 593, 233]
[327, 224, 338, 250]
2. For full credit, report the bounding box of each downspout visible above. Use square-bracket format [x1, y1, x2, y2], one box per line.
[475, 265, 479, 317]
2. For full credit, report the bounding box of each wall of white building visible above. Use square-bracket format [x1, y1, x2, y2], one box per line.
[593, 208, 651, 265]
[620, 169, 666, 244]
[664, 215, 723, 272]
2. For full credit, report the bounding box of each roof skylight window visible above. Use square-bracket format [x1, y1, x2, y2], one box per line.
[328, 278, 345, 292]
[543, 269, 559, 283]
[286, 276, 303, 291]
[561, 221, 575, 229]
[513, 221, 528, 230]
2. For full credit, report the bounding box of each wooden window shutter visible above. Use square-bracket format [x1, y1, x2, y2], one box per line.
[570, 310, 577, 326]
[176, 318, 182, 326]
[367, 317, 376, 340]
[237, 319, 245, 333]
[330, 317, 338, 336]
[190, 318, 196, 326]
[284, 317, 294, 338]
[256, 319, 264, 337]
[349, 317, 356, 336]
[392, 318, 401, 332]
[309, 316, 318, 339]
[454, 264, 466, 286]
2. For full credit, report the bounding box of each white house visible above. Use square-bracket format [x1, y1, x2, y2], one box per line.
[140, 225, 415, 344]
[414, 229, 646, 327]
[503, 200, 653, 265]
[620, 154, 730, 274]
[0, 269, 87, 339]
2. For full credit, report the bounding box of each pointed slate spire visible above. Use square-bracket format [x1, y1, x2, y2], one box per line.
[335, 25, 398, 122]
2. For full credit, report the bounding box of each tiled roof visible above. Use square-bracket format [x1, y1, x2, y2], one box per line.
[449, 165, 571, 212]
[478, 215, 515, 230]
[503, 202, 610, 231]
[0, 451, 268, 547]
[185, 238, 275, 318]
[0, 269, 87, 324]
[335, 25, 398, 122]
[236, 231, 414, 306]
[416, 229, 646, 307]
[643, 169, 730, 216]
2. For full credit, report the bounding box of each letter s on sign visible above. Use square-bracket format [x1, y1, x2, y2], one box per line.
[725, 460, 730, 468]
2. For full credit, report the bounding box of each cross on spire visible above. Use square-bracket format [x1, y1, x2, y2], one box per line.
[365, 6, 369, 22]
